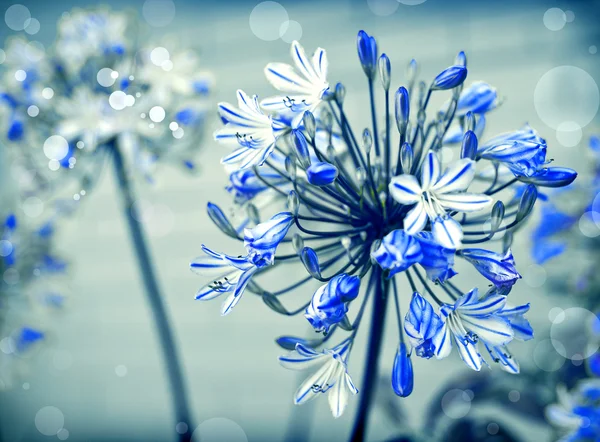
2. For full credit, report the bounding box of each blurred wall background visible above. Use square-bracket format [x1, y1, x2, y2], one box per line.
[0, 0, 599, 441]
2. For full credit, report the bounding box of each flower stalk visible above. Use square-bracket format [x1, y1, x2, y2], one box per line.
[111, 140, 193, 442]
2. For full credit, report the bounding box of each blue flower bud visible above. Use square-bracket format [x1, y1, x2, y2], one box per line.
[372, 230, 423, 277]
[432, 65, 467, 90]
[400, 142, 413, 173]
[305, 274, 360, 333]
[207, 202, 239, 238]
[392, 343, 414, 397]
[414, 232, 457, 283]
[244, 212, 293, 267]
[7, 119, 24, 141]
[395, 87, 410, 132]
[457, 81, 497, 116]
[357, 30, 378, 78]
[293, 130, 311, 169]
[4, 214, 16, 230]
[335, 83, 346, 105]
[303, 111, 316, 139]
[378, 53, 391, 90]
[455, 51, 467, 67]
[404, 292, 443, 359]
[276, 336, 314, 351]
[301, 247, 321, 279]
[519, 167, 577, 188]
[490, 201, 505, 232]
[516, 184, 537, 222]
[306, 162, 338, 186]
[460, 248, 521, 288]
[461, 130, 478, 160]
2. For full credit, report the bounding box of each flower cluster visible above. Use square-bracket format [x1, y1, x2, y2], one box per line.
[191, 31, 576, 418]
[0, 213, 67, 387]
[0, 7, 212, 193]
[547, 379, 600, 441]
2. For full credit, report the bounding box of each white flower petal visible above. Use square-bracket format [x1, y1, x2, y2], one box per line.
[433, 159, 476, 194]
[312, 47, 328, 82]
[421, 151, 441, 191]
[389, 175, 423, 204]
[404, 202, 428, 235]
[432, 216, 463, 249]
[454, 336, 483, 371]
[294, 358, 337, 405]
[433, 323, 452, 359]
[436, 193, 493, 213]
[461, 315, 514, 346]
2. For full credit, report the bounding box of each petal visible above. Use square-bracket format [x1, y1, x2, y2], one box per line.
[221, 143, 275, 170]
[459, 295, 507, 316]
[294, 359, 337, 405]
[327, 364, 350, 418]
[404, 202, 428, 235]
[436, 193, 493, 213]
[421, 151, 441, 191]
[220, 267, 257, 316]
[460, 315, 514, 346]
[389, 175, 423, 204]
[433, 159, 476, 194]
[432, 216, 463, 249]
[312, 47, 328, 82]
[279, 351, 328, 371]
[291, 41, 318, 84]
[454, 336, 483, 371]
[264, 62, 313, 94]
[433, 323, 453, 359]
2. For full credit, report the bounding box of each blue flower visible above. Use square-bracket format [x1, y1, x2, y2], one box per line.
[432, 65, 467, 90]
[279, 339, 358, 418]
[262, 41, 329, 127]
[520, 167, 578, 188]
[215, 89, 288, 169]
[372, 230, 422, 277]
[414, 231, 457, 283]
[190, 245, 259, 316]
[459, 248, 521, 289]
[478, 125, 547, 177]
[546, 380, 600, 441]
[199, 30, 576, 416]
[404, 292, 443, 359]
[456, 81, 498, 116]
[392, 343, 413, 397]
[15, 327, 45, 353]
[389, 152, 492, 249]
[357, 30, 378, 78]
[432, 288, 515, 371]
[305, 274, 360, 333]
[244, 212, 293, 267]
[306, 162, 338, 186]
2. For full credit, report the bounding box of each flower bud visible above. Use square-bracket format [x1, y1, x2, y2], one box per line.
[455, 50, 467, 67]
[378, 53, 391, 90]
[357, 30, 378, 78]
[432, 65, 467, 90]
[292, 233, 304, 253]
[395, 87, 410, 133]
[392, 343, 414, 397]
[518, 167, 577, 188]
[301, 247, 321, 279]
[285, 156, 297, 180]
[335, 82, 346, 105]
[516, 184, 537, 222]
[287, 190, 300, 216]
[490, 201, 505, 233]
[461, 130, 478, 160]
[363, 128, 373, 154]
[400, 142, 413, 173]
[406, 59, 418, 85]
[207, 202, 238, 238]
[306, 162, 339, 186]
[293, 130, 311, 169]
[303, 111, 316, 140]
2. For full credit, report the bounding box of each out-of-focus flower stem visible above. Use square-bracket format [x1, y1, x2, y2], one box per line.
[349, 269, 388, 442]
[110, 139, 193, 442]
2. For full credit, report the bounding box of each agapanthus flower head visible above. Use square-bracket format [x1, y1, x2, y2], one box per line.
[0, 6, 212, 193]
[193, 30, 575, 418]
